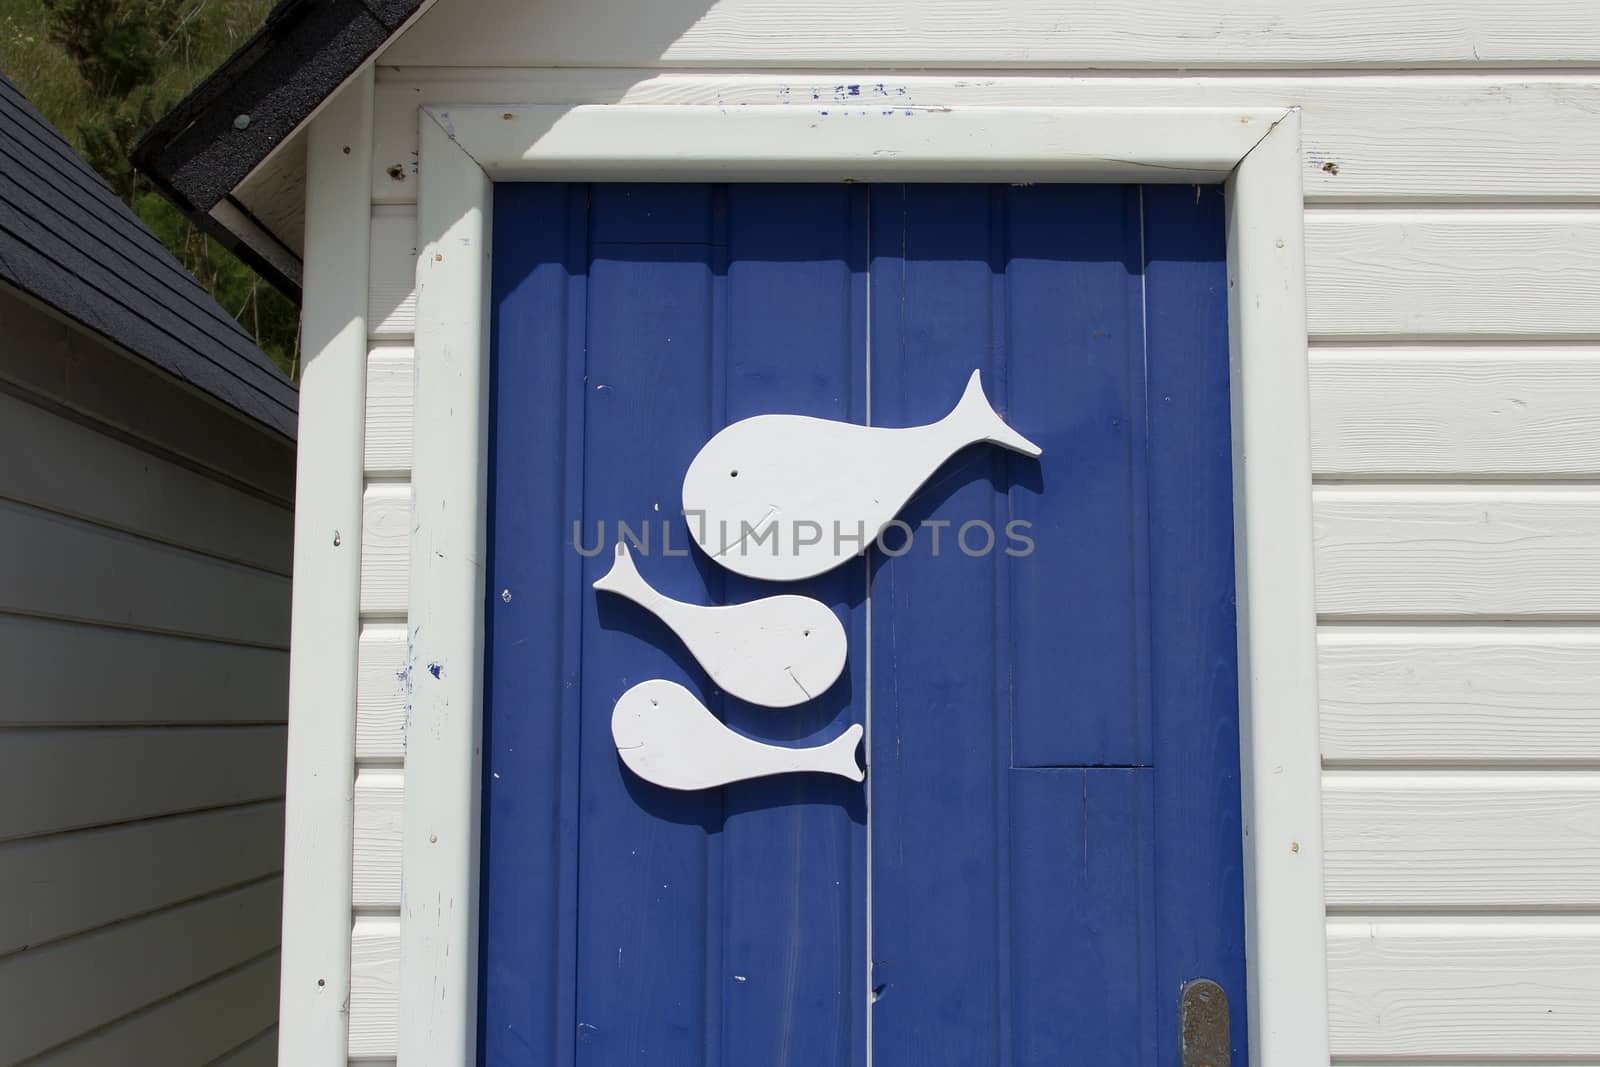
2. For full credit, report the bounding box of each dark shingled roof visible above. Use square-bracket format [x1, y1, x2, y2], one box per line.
[0, 73, 297, 439]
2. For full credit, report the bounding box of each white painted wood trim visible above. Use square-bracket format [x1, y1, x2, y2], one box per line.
[277, 66, 373, 1067]
[395, 109, 492, 1067]
[401, 100, 1327, 1064]
[1225, 109, 1333, 1065]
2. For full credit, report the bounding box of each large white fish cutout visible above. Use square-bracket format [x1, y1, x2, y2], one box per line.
[681, 369, 1041, 581]
[612, 679, 865, 791]
[593, 542, 847, 708]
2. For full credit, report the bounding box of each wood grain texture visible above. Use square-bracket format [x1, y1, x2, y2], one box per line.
[0, 390, 293, 574]
[1323, 772, 1600, 908]
[0, 498, 291, 647]
[357, 624, 409, 761]
[348, 917, 400, 1059]
[0, 801, 285, 954]
[1310, 348, 1600, 477]
[0, 878, 282, 1063]
[368, 209, 416, 339]
[1314, 486, 1600, 617]
[372, 74, 1600, 205]
[377, 0, 1600, 68]
[1306, 211, 1600, 338]
[1319, 627, 1600, 763]
[0, 615, 288, 726]
[361, 483, 412, 616]
[27, 952, 280, 1067]
[0, 727, 287, 842]
[365, 346, 414, 476]
[1327, 918, 1600, 1058]
[352, 769, 402, 910]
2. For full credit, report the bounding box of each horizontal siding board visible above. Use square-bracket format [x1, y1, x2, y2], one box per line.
[374, 75, 1600, 205]
[352, 770, 403, 910]
[0, 726, 287, 842]
[1314, 487, 1600, 617]
[361, 483, 411, 616]
[208, 1026, 279, 1067]
[368, 210, 416, 338]
[0, 391, 293, 573]
[1306, 212, 1600, 338]
[357, 624, 409, 762]
[0, 801, 285, 954]
[377, 0, 1600, 67]
[348, 917, 400, 1059]
[0, 877, 282, 1062]
[365, 346, 415, 476]
[1323, 772, 1600, 908]
[1310, 348, 1600, 477]
[1319, 628, 1600, 763]
[0, 615, 288, 727]
[1327, 919, 1600, 1058]
[29, 951, 280, 1067]
[0, 498, 291, 647]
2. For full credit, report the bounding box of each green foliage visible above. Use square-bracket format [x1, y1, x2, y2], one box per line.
[1, 0, 300, 377]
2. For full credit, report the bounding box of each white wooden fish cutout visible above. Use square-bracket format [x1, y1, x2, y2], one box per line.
[612, 679, 865, 791]
[681, 369, 1041, 581]
[593, 542, 847, 707]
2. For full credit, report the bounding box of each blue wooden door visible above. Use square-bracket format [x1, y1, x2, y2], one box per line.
[481, 183, 1246, 1066]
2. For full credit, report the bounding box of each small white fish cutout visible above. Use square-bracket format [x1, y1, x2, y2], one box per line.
[681, 369, 1041, 581]
[593, 542, 847, 708]
[612, 679, 865, 791]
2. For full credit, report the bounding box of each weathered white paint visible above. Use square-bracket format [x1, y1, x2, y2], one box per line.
[363, 345, 415, 477]
[613, 679, 866, 789]
[593, 542, 849, 707]
[359, 483, 411, 616]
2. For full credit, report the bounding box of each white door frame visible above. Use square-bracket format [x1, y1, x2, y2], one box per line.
[401, 100, 1328, 1066]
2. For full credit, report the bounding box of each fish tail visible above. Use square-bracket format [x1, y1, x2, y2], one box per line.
[591, 540, 645, 597]
[950, 368, 1043, 458]
[820, 722, 866, 783]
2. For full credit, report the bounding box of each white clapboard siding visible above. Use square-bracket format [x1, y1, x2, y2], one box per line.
[1319, 628, 1600, 763]
[0, 727, 287, 842]
[0, 499, 291, 648]
[1323, 772, 1600, 909]
[366, 346, 416, 476]
[210, 1027, 280, 1067]
[1306, 211, 1600, 338]
[352, 770, 404, 909]
[369, 208, 417, 338]
[1327, 918, 1600, 1058]
[0, 878, 282, 1063]
[361, 483, 413, 616]
[378, 0, 1600, 68]
[358, 624, 410, 761]
[1313, 486, 1600, 618]
[372, 75, 1600, 206]
[0, 392, 293, 574]
[0, 615, 288, 726]
[349, 917, 401, 1059]
[28, 952, 280, 1067]
[0, 801, 285, 955]
[1310, 348, 1600, 477]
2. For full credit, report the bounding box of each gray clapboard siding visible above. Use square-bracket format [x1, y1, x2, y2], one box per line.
[357, 625, 409, 762]
[1313, 486, 1600, 618]
[0, 801, 285, 955]
[207, 1026, 280, 1067]
[0, 727, 287, 842]
[0, 390, 293, 574]
[1305, 211, 1600, 339]
[0, 498, 291, 647]
[0, 615, 288, 726]
[1323, 772, 1600, 909]
[361, 483, 412, 616]
[1319, 628, 1600, 763]
[352, 770, 403, 910]
[348, 917, 401, 1059]
[29, 952, 280, 1067]
[1310, 348, 1600, 478]
[0, 877, 283, 1063]
[1326, 918, 1600, 1058]
[365, 346, 415, 477]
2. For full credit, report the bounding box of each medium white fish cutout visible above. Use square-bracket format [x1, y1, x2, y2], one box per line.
[681, 369, 1042, 581]
[612, 679, 865, 791]
[592, 542, 847, 708]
